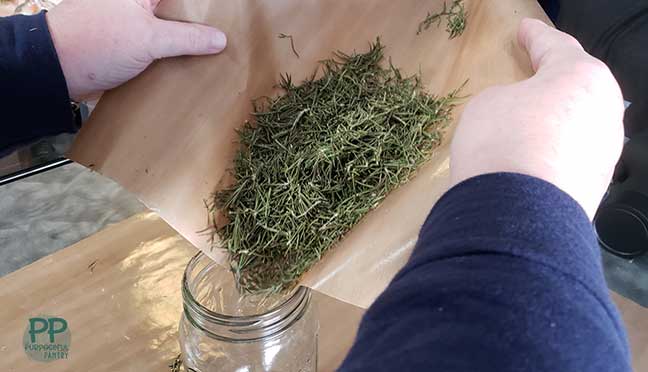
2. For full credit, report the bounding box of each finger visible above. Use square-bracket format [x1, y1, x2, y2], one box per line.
[149, 19, 227, 59]
[517, 18, 584, 72]
[149, 0, 162, 9]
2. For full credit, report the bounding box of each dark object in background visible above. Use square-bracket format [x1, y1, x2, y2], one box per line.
[596, 133, 648, 257]
[542, 1, 648, 258]
[549, 0, 648, 136]
[0, 103, 84, 184]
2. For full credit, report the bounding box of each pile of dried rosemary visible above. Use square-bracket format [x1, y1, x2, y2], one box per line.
[214, 39, 460, 293]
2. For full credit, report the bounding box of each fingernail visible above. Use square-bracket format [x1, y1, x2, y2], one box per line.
[211, 31, 227, 52]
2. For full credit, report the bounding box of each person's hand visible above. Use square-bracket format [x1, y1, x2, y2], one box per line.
[46, 0, 227, 101]
[450, 18, 624, 219]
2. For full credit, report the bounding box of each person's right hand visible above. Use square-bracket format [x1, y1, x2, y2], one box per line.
[450, 18, 625, 220]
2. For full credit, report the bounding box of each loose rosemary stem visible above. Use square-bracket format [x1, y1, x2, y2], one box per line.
[278, 33, 300, 58]
[417, 0, 467, 39]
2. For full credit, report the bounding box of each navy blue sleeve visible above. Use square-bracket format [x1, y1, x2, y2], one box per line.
[340, 173, 631, 372]
[0, 12, 75, 152]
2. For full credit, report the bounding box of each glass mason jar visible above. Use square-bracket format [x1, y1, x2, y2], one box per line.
[179, 253, 319, 372]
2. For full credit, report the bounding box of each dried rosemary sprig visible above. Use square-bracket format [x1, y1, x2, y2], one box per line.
[168, 354, 197, 372]
[214, 39, 461, 293]
[417, 0, 467, 39]
[168, 354, 182, 372]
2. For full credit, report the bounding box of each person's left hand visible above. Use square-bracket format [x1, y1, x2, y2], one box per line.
[46, 0, 227, 101]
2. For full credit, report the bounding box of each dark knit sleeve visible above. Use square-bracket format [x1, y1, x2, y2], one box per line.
[340, 173, 631, 372]
[0, 11, 75, 152]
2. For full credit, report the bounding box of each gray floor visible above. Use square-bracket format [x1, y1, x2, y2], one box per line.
[0, 162, 145, 277]
[603, 250, 648, 307]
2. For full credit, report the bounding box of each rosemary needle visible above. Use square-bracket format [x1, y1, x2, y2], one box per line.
[278, 33, 300, 59]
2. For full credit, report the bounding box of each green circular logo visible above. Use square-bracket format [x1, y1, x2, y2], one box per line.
[23, 315, 71, 362]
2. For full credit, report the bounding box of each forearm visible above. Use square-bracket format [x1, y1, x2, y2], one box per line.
[0, 12, 75, 152]
[340, 173, 631, 372]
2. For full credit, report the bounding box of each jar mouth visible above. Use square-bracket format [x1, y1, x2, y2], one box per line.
[181, 253, 311, 342]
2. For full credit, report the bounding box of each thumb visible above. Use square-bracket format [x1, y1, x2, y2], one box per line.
[517, 18, 584, 73]
[149, 19, 227, 59]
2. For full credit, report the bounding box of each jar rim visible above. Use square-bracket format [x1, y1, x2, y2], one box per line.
[181, 253, 312, 342]
[182, 252, 308, 322]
